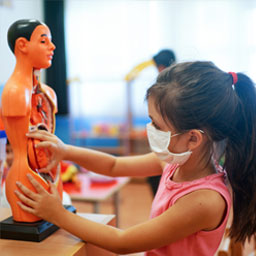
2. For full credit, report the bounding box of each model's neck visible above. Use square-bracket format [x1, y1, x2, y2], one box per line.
[13, 58, 33, 83]
[13, 59, 41, 88]
[33, 69, 41, 87]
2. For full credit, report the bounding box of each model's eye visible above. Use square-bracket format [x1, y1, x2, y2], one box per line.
[41, 37, 49, 44]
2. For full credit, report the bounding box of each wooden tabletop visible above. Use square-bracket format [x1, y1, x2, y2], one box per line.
[0, 208, 116, 256]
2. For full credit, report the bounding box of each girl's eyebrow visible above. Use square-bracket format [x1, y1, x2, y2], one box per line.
[148, 115, 162, 129]
[148, 115, 157, 124]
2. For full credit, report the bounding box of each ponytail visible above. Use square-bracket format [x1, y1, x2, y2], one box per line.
[225, 73, 256, 242]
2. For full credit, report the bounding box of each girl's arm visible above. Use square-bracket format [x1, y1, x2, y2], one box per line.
[15, 175, 226, 254]
[27, 130, 163, 177]
[64, 145, 163, 177]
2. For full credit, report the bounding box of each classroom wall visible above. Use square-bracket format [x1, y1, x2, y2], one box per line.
[65, 0, 256, 123]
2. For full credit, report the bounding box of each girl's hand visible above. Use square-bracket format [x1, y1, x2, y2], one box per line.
[15, 174, 64, 224]
[26, 130, 67, 173]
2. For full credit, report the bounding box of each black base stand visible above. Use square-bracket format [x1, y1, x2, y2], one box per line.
[0, 205, 76, 242]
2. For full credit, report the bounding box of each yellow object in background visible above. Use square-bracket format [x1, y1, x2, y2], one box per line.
[124, 59, 155, 82]
[61, 161, 79, 183]
[92, 123, 121, 137]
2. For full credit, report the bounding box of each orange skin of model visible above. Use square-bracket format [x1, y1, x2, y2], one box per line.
[1, 24, 63, 222]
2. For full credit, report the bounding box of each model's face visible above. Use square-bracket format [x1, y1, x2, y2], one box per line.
[27, 24, 56, 69]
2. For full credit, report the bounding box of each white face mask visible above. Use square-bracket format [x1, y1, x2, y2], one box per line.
[146, 123, 192, 165]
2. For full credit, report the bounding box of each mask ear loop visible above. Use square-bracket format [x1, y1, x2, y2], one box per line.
[181, 129, 204, 135]
[170, 133, 180, 138]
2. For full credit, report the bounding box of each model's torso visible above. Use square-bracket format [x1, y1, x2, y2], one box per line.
[1, 76, 61, 222]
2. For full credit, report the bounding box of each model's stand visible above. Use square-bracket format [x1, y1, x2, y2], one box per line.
[0, 205, 76, 242]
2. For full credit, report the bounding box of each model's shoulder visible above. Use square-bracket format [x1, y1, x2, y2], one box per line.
[1, 83, 31, 116]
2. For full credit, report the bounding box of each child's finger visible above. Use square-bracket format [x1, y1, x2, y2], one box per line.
[26, 174, 48, 194]
[17, 201, 36, 215]
[16, 181, 39, 200]
[35, 141, 53, 149]
[26, 130, 54, 141]
[39, 160, 58, 173]
[15, 190, 37, 208]
[49, 182, 59, 196]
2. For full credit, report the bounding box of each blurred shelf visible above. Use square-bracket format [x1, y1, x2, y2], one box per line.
[70, 130, 150, 156]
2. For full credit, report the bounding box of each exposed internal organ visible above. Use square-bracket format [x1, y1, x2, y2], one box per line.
[30, 86, 54, 133]
[28, 85, 55, 181]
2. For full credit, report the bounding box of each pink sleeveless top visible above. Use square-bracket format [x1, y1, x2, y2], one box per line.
[145, 164, 231, 256]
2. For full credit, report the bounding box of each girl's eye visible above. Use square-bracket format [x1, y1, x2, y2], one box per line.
[41, 40, 46, 43]
[152, 122, 161, 130]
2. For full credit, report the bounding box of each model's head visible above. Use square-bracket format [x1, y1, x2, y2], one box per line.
[7, 19, 55, 69]
[8, 19, 43, 53]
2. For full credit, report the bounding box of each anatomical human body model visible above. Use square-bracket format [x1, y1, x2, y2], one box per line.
[1, 19, 62, 222]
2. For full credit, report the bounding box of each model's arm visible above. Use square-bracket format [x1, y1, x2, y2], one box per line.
[16, 176, 226, 254]
[26, 130, 164, 177]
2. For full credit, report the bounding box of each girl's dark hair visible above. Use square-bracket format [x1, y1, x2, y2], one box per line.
[7, 19, 43, 53]
[146, 61, 256, 243]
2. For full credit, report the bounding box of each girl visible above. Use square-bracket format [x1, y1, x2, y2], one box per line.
[15, 61, 256, 255]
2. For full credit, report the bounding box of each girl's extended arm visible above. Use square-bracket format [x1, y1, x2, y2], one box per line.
[15, 175, 226, 254]
[27, 130, 163, 177]
[63, 145, 164, 177]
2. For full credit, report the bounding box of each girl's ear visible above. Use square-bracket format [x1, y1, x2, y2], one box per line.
[15, 37, 29, 54]
[187, 130, 204, 150]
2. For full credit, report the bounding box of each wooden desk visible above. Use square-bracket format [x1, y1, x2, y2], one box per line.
[0, 208, 116, 256]
[64, 174, 130, 227]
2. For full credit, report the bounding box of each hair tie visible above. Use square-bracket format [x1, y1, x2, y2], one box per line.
[228, 72, 238, 86]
